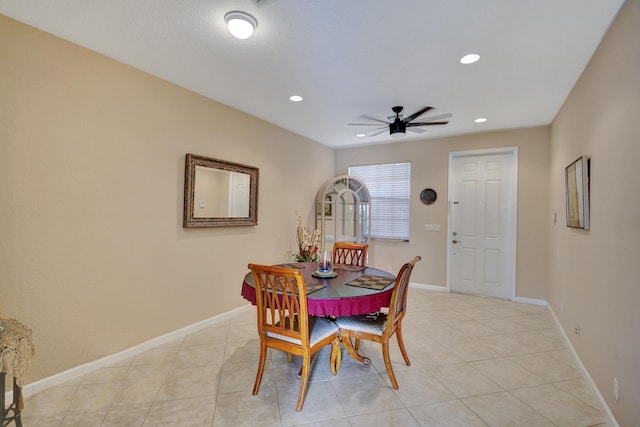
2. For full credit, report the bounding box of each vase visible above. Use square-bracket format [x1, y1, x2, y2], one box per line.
[318, 250, 333, 273]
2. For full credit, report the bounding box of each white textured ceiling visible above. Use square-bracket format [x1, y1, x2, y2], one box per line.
[0, 0, 625, 148]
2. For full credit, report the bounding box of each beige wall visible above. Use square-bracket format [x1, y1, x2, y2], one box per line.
[549, 0, 640, 424]
[335, 127, 551, 301]
[0, 15, 334, 382]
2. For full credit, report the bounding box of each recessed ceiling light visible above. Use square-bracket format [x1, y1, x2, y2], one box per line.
[460, 53, 480, 64]
[289, 95, 303, 102]
[224, 11, 258, 40]
[356, 133, 366, 138]
[474, 117, 488, 123]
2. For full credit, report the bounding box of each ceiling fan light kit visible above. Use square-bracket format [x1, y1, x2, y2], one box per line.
[390, 123, 406, 137]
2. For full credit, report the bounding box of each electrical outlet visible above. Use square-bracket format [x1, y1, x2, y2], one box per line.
[574, 324, 580, 335]
[614, 378, 619, 401]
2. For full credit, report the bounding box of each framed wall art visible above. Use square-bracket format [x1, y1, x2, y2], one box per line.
[565, 155, 590, 230]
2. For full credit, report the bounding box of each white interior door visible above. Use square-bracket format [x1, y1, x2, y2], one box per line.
[447, 148, 518, 299]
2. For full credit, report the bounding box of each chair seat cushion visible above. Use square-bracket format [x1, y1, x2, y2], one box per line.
[335, 313, 387, 336]
[267, 316, 339, 346]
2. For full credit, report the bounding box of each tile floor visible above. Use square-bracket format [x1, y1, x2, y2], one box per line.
[20, 289, 610, 426]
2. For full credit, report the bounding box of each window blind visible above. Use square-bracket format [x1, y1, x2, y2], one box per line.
[349, 162, 411, 241]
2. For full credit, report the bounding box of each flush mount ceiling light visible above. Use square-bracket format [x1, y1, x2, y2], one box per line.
[474, 117, 488, 123]
[460, 53, 480, 64]
[289, 95, 303, 102]
[224, 11, 258, 39]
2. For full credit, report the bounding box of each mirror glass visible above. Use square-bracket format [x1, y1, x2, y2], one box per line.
[184, 154, 258, 227]
[193, 166, 250, 218]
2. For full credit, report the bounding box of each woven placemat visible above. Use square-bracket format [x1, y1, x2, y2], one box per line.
[345, 274, 395, 290]
[304, 282, 325, 295]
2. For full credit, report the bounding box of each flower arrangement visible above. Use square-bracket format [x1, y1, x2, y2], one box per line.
[289, 211, 321, 262]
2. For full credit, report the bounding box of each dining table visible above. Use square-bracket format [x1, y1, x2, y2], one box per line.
[241, 262, 397, 317]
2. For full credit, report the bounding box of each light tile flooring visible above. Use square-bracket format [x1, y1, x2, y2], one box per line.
[20, 289, 610, 426]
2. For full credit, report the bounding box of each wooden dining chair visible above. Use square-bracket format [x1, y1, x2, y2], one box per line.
[335, 256, 421, 389]
[248, 263, 342, 412]
[332, 242, 368, 267]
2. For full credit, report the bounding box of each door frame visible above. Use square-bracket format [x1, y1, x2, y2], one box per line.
[445, 147, 519, 300]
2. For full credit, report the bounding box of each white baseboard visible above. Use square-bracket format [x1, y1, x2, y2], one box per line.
[14, 304, 254, 400]
[547, 306, 619, 427]
[409, 282, 447, 291]
[513, 296, 547, 306]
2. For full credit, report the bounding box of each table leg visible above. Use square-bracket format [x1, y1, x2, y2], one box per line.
[13, 377, 23, 427]
[341, 337, 371, 366]
[1, 373, 5, 424]
[1, 373, 24, 427]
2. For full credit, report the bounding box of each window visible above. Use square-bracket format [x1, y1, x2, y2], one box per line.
[348, 162, 411, 241]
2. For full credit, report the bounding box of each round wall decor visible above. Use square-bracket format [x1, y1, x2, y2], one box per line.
[420, 188, 437, 205]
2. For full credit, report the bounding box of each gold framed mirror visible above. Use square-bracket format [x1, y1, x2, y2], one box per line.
[183, 154, 259, 227]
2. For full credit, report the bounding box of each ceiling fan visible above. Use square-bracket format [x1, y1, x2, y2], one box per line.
[349, 106, 452, 137]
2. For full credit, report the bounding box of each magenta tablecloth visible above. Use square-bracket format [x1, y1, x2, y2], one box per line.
[241, 263, 395, 317]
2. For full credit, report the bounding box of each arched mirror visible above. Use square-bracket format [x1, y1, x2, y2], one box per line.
[183, 154, 259, 227]
[316, 176, 370, 251]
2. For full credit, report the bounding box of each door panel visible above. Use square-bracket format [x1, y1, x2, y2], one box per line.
[462, 181, 477, 236]
[484, 249, 499, 284]
[462, 248, 476, 281]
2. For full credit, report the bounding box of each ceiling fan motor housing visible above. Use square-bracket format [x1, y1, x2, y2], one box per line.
[389, 105, 406, 136]
[389, 120, 406, 135]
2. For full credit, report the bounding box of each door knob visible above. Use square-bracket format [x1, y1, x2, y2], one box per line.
[452, 239, 459, 244]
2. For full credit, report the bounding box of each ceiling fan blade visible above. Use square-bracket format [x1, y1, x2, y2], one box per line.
[368, 128, 388, 137]
[361, 115, 390, 125]
[407, 121, 449, 127]
[418, 112, 453, 122]
[348, 123, 388, 126]
[402, 106, 432, 124]
[407, 127, 426, 133]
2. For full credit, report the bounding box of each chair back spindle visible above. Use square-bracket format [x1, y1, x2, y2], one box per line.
[332, 242, 368, 267]
[251, 265, 309, 348]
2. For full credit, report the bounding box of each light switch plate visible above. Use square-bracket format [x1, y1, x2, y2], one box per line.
[424, 224, 441, 232]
